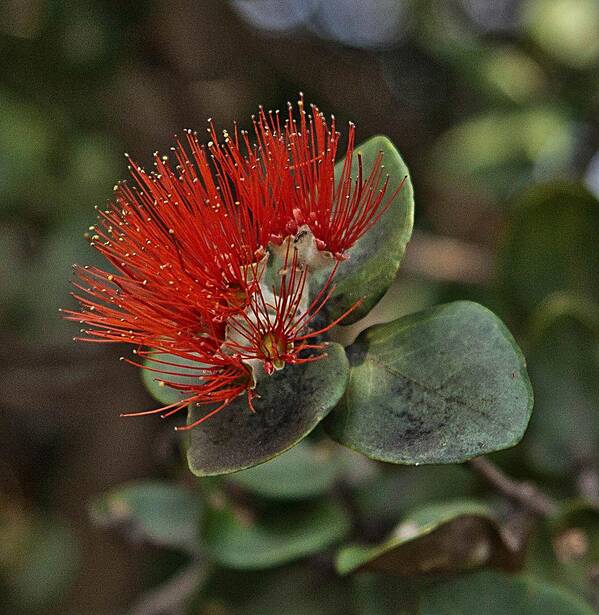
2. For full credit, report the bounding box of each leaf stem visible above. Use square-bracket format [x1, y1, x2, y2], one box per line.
[469, 456, 558, 517]
[129, 561, 209, 615]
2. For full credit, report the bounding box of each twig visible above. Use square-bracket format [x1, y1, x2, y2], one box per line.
[576, 464, 599, 504]
[129, 561, 209, 615]
[469, 456, 558, 517]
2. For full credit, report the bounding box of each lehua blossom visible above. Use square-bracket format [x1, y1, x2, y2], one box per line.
[63, 96, 404, 430]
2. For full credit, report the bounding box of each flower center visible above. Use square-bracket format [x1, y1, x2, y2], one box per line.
[259, 332, 289, 372]
[225, 284, 248, 309]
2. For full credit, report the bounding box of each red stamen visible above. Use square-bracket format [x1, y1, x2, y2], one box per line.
[65, 97, 398, 428]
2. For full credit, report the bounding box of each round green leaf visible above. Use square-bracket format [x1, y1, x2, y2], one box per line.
[421, 571, 595, 614]
[89, 481, 201, 553]
[141, 352, 204, 406]
[228, 440, 343, 500]
[325, 301, 533, 464]
[499, 182, 599, 320]
[324, 135, 414, 323]
[525, 297, 599, 476]
[337, 499, 517, 576]
[203, 499, 350, 569]
[186, 342, 349, 476]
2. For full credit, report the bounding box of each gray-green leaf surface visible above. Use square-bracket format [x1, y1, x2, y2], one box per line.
[326, 301, 533, 464]
[324, 135, 414, 323]
[187, 342, 349, 476]
[203, 499, 350, 569]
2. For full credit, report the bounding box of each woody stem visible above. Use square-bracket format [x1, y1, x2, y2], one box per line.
[468, 456, 558, 517]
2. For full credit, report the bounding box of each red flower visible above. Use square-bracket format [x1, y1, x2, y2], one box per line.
[209, 95, 402, 260]
[222, 245, 357, 375]
[64, 98, 401, 428]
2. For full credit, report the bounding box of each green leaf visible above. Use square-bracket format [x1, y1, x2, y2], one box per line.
[354, 465, 476, 523]
[523, 0, 599, 69]
[528, 292, 599, 343]
[499, 182, 599, 320]
[2, 516, 79, 611]
[203, 499, 350, 569]
[431, 108, 574, 200]
[352, 574, 421, 615]
[421, 571, 595, 614]
[198, 565, 352, 615]
[527, 500, 599, 601]
[325, 135, 414, 323]
[30, 217, 107, 341]
[524, 297, 599, 476]
[326, 301, 533, 464]
[89, 481, 201, 553]
[337, 499, 517, 576]
[141, 352, 204, 406]
[186, 342, 349, 476]
[228, 440, 343, 500]
[0, 93, 53, 208]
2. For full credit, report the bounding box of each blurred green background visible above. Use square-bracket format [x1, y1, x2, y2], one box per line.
[1, 0, 599, 613]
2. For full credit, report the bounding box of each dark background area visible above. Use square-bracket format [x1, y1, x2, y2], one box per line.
[1, 0, 599, 613]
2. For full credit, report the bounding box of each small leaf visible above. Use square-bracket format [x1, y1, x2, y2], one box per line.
[203, 499, 350, 569]
[197, 564, 352, 614]
[324, 135, 414, 323]
[186, 342, 349, 476]
[354, 465, 476, 523]
[352, 573, 421, 615]
[524, 296, 599, 476]
[431, 108, 573, 200]
[141, 352, 204, 405]
[336, 499, 518, 576]
[228, 440, 343, 500]
[499, 182, 599, 320]
[523, 0, 599, 69]
[90, 481, 201, 553]
[326, 301, 533, 464]
[421, 570, 596, 614]
[3, 515, 79, 611]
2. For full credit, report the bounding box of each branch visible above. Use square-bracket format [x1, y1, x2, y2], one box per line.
[576, 463, 599, 504]
[469, 456, 558, 517]
[129, 562, 209, 615]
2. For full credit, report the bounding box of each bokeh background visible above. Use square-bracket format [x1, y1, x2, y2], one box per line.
[1, 0, 599, 613]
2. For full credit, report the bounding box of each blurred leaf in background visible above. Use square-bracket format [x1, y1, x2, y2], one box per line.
[2, 0, 599, 613]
